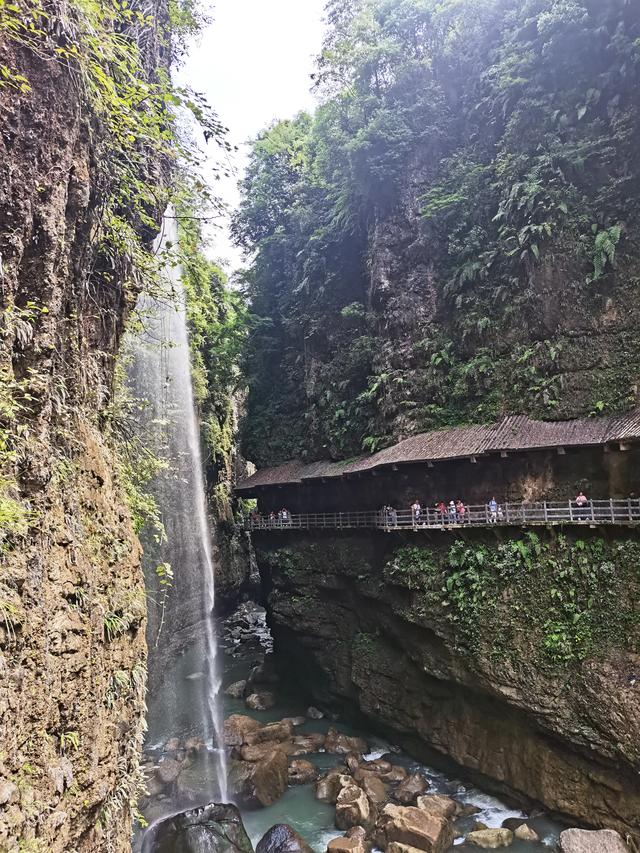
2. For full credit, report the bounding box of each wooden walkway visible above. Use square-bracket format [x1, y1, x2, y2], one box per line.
[247, 500, 640, 532]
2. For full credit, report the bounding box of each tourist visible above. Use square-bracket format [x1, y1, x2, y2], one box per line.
[281, 508, 291, 527]
[268, 511, 277, 528]
[411, 499, 422, 527]
[488, 496, 498, 523]
[574, 491, 589, 520]
[388, 505, 398, 527]
[448, 500, 457, 522]
[456, 499, 467, 523]
[436, 501, 447, 523]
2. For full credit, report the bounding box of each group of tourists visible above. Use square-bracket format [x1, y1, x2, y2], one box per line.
[250, 508, 292, 528]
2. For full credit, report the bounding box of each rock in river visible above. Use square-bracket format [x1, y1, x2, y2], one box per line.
[559, 829, 631, 852]
[225, 680, 247, 698]
[288, 759, 319, 785]
[246, 691, 277, 711]
[375, 803, 454, 853]
[256, 823, 314, 853]
[466, 828, 514, 848]
[394, 773, 429, 805]
[336, 783, 374, 831]
[229, 749, 289, 807]
[325, 728, 369, 755]
[142, 802, 254, 853]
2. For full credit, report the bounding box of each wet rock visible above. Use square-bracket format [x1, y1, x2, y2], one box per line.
[307, 706, 324, 719]
[230, 750, 289, 807]
[246, 720, 295, 746]
[225, 680, 247, 698]
[256, 824, 313, 853]
[239, 742, 294, 762]
[246, 691, 276, 711]
[394, 773, 429, 805]
[156, 758, 183, 785]
[336, 783, 374, 831]
[466, 828, 513, 848]
[514, 824, 539, 842]
[375, 803, 454, 853]
[415, 795, 457, 821]
[316, 771, 353, 804]
[184, 736, 205, 754]
[224, 714, 263, 747]
[283, 716, 306, 727]
[360, 758, 392, 775]
[328, 833, 369, 853]
[360, 773, 388, 806]
[380, 766, 408, 784]
[248, 655, 280, 687]
[164, 737, 181, 752]
[288, 759, 318, 786]
[457, 804, 481, 817]
[142, 802, 254, 853]
[290, 733, 326, 755]
[325, 728, 369, 756]
[559, 829, 631, 852]
[345, 753, 361, 773]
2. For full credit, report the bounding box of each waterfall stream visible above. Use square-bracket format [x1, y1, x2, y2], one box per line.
[129, 215, 228, 834]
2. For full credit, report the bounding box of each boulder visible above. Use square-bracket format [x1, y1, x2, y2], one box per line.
[336, 783, 374, 831]
[316, 771, 353, 804]
[256, 824, 313, 853]
[325, 728, 369, 756]
[283, 716, 306, 727]
[360, 773, 388, 806]
[346, 752, 361, 774]
[514, 824, 539, 842]
[224, 715, 263, 747]
[328, 836, 368, 853]
[415, 795, 457, 821]
[394, 774, 429, 805]
[156, 758, 183, 785]
[225, 680, 247, 699]
[307, 706, 324, 719]
[238, 743, 294, 762]
[387, 844, 433, 853]
[164, 737, 181, 752]
[360, 758, 392, 776]
[248, 655, 280, 687]
[230, 750, 289, 807]
[375, 804, 454, 853]
[288, 759, 319, 786]
[290, 733, 326, 755]
[559, 829, 631, 853]
[245, 720, 295, 746]
[142, 802, 254, 853]
[184, 736, 205, 754]
[381, 766, 408, 784]
[466, 828, 513, 848]
[246, 691, 276, 711]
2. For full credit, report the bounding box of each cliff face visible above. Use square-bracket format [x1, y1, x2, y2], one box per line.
[256, 530, 640, 838]
[0, 27, 162, 852]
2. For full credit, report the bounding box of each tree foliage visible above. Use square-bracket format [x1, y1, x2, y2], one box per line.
[235, 0, 640, 467]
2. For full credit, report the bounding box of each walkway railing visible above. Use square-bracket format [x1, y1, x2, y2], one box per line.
[247, 499, 640, 532]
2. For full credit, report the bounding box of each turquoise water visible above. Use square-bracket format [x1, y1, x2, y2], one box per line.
[222, 650, 563, 851]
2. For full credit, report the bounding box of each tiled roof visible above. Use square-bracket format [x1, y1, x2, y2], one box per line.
[235, 409, 640, 493]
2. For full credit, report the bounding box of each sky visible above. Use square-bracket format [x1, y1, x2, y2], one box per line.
[182, 0, 327, 269]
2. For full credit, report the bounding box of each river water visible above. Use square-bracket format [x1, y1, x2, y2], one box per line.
[221, 607, 563, 852]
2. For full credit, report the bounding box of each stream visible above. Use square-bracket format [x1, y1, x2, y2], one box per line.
[137, 602, 564, 852]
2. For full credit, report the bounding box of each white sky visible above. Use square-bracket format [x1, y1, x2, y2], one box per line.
[181, 0, 327, 269]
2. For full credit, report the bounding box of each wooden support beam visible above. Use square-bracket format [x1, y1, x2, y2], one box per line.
[620, 442, 631, 451]
[427, 461, 434, 468]
[556, 447, 566, 455]
[469, 456, 477, 464]
[500, 450, 509, 458]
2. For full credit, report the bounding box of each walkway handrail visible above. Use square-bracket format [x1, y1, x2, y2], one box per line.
[246, 499, 640, 532]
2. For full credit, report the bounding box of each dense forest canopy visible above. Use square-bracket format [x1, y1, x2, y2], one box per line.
[233, 0, 640, 468]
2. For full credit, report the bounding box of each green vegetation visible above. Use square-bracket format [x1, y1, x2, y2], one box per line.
[235, 0, 640, 467]
[179, 205, 247, 522]
[386, 535, 640, 666]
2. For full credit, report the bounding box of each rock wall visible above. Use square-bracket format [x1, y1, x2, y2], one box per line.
[0, 30, 161, 853]
[255, 530, 640, 839]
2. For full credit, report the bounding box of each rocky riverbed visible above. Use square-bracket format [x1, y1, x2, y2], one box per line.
[136, 602, 633, 853]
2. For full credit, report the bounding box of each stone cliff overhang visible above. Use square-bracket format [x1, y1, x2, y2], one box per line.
[235, 409, 640, 497]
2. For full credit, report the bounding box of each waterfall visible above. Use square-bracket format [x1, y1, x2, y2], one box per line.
[128, 213, 228, 819]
